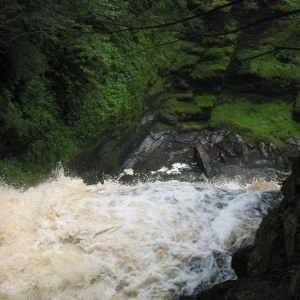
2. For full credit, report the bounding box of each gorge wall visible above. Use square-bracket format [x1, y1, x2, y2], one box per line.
[0, 0, 299, 186]
[70, 0, 300, 182]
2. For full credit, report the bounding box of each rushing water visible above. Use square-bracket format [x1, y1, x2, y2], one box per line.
[0, 171, 282, 300]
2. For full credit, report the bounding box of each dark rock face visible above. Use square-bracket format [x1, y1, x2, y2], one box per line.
[118, 127, 300, 185]
[255, 156, 300, 273]
[231, 245, 254, 279]
[190, 155, 300, 300]
[194, 144, 213, 177]
[71, 117, 300, 186]
[292, 107, 300, 122]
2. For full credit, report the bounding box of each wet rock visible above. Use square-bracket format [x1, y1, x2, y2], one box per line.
[269, 143, 278, 154]
[284, 137, 300, 147]
[231, 245, 254, 278]
[172, 132, 199, 144]
[193, 280, 237, 300]
[122, 131, 171, 168]
[218, 140, 236, 158]
[232, 138, 250, 162]
[234, 141, 243, 155]
[210, 129, 233, 144]
[194, 144, 212, 177]
[141, 114, 155, 125]
[196, 129, 232, 145]
[246, 143, 255, 149]
[241, 143, 249, 162]
[196, 130, 213, 145]
[258, 141, 268, 158]
[139, 136, 155, 153]
[219, 150, 227, 163]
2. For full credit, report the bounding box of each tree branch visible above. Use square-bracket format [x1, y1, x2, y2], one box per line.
[237, 46, 300, 61]
[96, 0, 245, 33]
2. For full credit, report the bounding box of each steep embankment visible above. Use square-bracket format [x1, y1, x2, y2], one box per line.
[1, 0, 300, 186]
[185, 155, 300, 300]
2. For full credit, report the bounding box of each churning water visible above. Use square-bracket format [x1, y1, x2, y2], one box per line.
[0, 172, 281, 300]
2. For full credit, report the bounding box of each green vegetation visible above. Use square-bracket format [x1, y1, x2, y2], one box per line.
[249, 56, 300, 79]
[209, 100, 300, 146]
[294, 92, 300, 110]
[163, 98, 199, 115]
[0, 0, 300, 186]
[179, 121, 208, 132]
[0, 0, 186, 185]
[190, 56, 231, 79]
[194, 95, 217, 108]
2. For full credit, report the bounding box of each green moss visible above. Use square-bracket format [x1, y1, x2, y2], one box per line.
[224, 19, 237, 32]
[181, 42, 205, 55]
[249, 56, 300, 79]
[209, 100, 300, 146]
[190, 56, 230, 79]
[148, 77, 168, 96]
[170, 52, 200, 71]
[235, 47, 272, 61]
[173, 93, 194, 101]
[178, 121, 207, 132]
[217, 92, 235, 105]
[163, 97, 200, 115]
[178, 79, 190, 89]
[194, 94, 217, 108]
[205, 46, 234, 59]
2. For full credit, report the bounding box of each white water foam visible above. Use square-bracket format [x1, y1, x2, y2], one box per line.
[0, 174, 281, 299]
[151, 163, 190, 175]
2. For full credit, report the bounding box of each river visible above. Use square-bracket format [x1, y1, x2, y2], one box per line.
[0, 170, 282, 300]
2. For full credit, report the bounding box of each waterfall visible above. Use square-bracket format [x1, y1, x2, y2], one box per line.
[0, 172, 281, 299]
